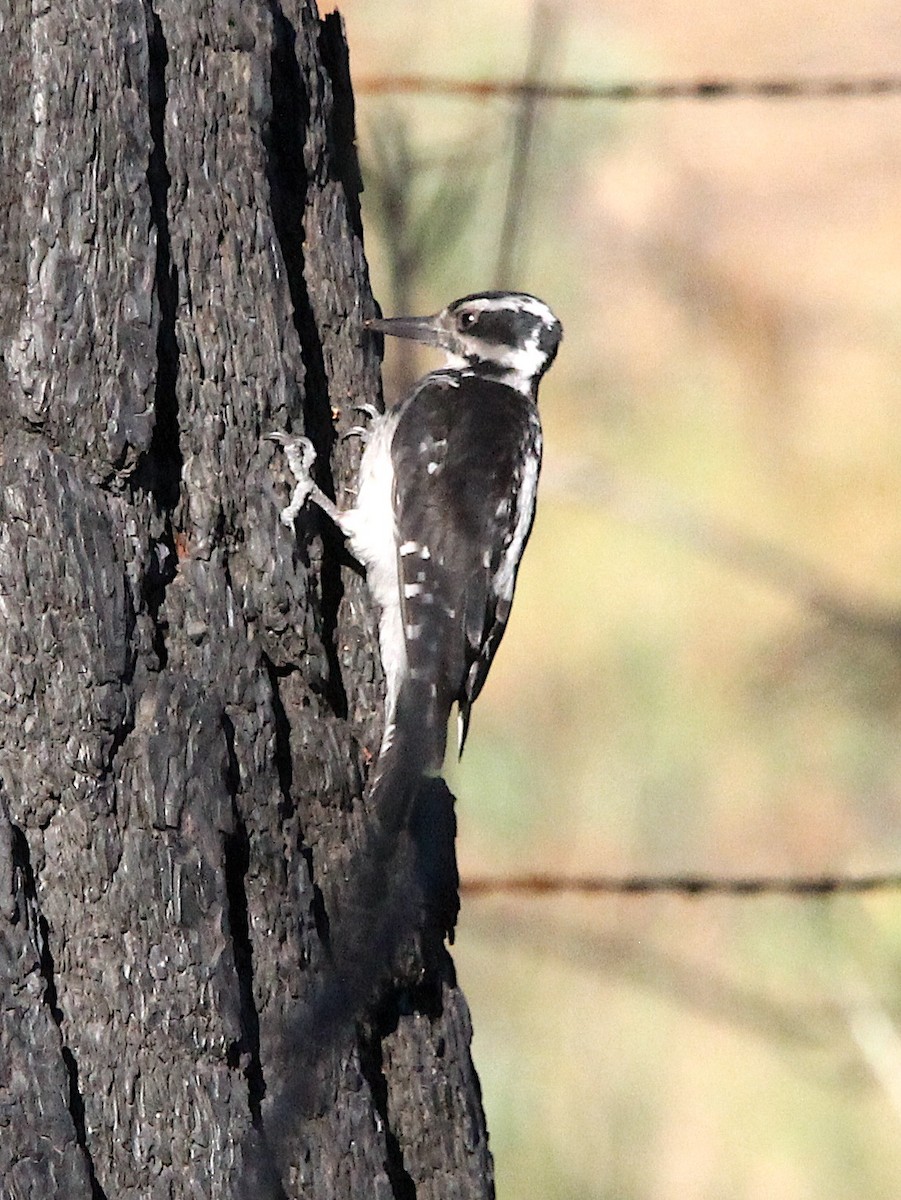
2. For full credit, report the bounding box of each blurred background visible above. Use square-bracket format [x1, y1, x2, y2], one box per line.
[333, 2, 901, 1196]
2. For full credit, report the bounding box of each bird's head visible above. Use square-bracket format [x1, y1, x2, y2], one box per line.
[366, 291, 563, 396]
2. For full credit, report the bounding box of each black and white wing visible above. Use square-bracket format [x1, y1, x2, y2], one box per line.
[390, 371, 542, 762]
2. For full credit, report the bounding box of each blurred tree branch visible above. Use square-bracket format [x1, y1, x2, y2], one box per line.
[465, 905, 854, 1060]
[547, 458, 901, 643]
[494, 1, 561, 286]
[362, 108, 483, 394]
[843, 974, 901, 1125]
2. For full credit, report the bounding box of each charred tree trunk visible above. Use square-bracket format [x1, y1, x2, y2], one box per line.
[0, 3, 493, 1197]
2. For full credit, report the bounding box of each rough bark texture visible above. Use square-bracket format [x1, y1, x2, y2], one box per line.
[0, 3, 494, 1197]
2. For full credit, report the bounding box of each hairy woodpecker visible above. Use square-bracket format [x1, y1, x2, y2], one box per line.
[269, 291, 562, 801]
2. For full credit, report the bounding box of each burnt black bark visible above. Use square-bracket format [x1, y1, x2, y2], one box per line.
[0, 3, 493, 1197]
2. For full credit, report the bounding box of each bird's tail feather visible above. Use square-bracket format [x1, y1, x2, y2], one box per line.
[370, 675, 449, 834]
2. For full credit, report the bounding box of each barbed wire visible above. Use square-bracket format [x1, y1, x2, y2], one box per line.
[460, 871, 901, 897]
[356, 74, 901, 103]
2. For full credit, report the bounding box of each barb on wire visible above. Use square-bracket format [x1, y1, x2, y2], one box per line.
[356, 74, 901, 103]
[461, 871, 901, 897]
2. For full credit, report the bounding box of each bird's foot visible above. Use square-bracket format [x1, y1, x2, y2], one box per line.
[267, 431, 317, 527]
[340, 402, 382, 444]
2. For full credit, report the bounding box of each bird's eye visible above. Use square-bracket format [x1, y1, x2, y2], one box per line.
[458, 310, 478, 331]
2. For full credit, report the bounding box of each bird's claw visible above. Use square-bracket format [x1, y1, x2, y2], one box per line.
[341, 425, 370, 443]
[267, 431, 317, 526]
[354, 402, 381, 422]
[339, 403, 380, 444]
[267, 430, 317, 472]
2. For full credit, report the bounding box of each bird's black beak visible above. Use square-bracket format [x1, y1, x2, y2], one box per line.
[364, 314, 445, 348]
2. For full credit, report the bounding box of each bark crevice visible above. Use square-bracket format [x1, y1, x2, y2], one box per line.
[144, 0, 181, 511]
[265, 3, 330, 452]
[11, 825, 109, 1200]
[317, 13, 365, 236]
[260, 653, 295, 820]
[222, 715, 267, 1126]
[266, 1, 348, 721]
[358, 1020, 417, 1200]
[139, 0, 181, 674]
[260, 652, 332, 945]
